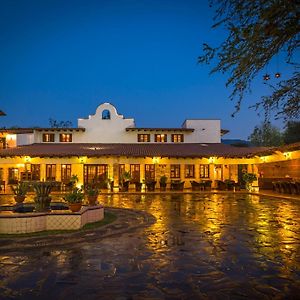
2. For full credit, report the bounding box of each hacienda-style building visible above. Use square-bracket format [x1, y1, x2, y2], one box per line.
[0, 102, 299, 192]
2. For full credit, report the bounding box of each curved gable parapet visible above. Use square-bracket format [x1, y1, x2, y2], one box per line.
[77, 102, 135, 142]
[95, 102, 124, 120]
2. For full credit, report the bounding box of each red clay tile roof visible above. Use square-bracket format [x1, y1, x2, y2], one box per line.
[0, 143, 270, 158]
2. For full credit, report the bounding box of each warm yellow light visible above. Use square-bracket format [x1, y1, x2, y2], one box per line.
[79, 156, 87, 164]
[17, 164, 25, 168]
[209, 157, 215, 164]
[152, 157, 160, 164]
[6, 134, 16, 141]
[260, 156, 267, 162]
[24, 156, 31, 163]
[283, 152, 291, 159]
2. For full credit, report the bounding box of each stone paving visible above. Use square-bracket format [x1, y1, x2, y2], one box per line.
[0, 193, 300, 299]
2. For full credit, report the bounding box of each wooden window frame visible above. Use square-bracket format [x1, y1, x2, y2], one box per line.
[137, 134, 150, 142]
[130, 164, 140, 183]
[145, 164, 155, 180]
[154, 134, 167, 143]
[200, 164, 210, 178]
[59, 133, 72, 143]
[170, 164, 181, 179]
[46, 164, 56, 181]
[42, 133, 55, 143]
[61, 164, 71, 183]
[171, 134, 184, 143]
[185, 164, 195, 178]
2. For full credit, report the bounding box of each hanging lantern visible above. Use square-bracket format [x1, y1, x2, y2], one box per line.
[275, 72, 281, 78]
[263, 74, 270, 81]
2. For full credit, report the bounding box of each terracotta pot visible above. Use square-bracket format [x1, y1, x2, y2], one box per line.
[14, 195, 26, 204]
[88, 195, 98, 206]
[68, 203, 82, 212]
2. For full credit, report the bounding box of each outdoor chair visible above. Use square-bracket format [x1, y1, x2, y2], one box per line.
[190, 180, 202, 191]
[171, 181, 185, 191]
[216, 180, 227, 190]
[203, 180, 212, 191]
[146, 180, 156, 191]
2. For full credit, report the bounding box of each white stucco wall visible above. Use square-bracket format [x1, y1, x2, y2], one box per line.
[77, 103, 136, 143]
[182, 119, 221, 143]
[16, 133, 34, 146]
[26, 103, 222, 145]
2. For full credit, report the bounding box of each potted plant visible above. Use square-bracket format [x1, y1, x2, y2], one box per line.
[85, 184, 99, 206]
[121, 171, 131, 192]
[64, 187, 85, 212]
[11, 181, 29, 204]
[159, 175, 168, 191]
[134, 181, 143, 192]
[145, 179, 156, 191]
[242, 173, 257, 191]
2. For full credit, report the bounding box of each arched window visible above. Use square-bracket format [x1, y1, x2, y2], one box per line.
[102, 109, 111, 120]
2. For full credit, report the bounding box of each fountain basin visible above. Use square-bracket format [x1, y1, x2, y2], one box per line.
[0, 205, 104, 234]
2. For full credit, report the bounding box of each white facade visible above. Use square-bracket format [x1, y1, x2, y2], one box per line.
[182, 119, 221, 143]
[16, 133, 34, 146]
[4, 102, 224, 146]
[77, 103, 136, 143]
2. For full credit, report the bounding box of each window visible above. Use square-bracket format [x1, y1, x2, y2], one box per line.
[200, 165, 210, 178]
[59, 133, 72, 142]
[130, 164, 140, 183]
[172, 134, 184, 143]
[43, 133, 55, 142]
[84, 164, 108, 186]
[155, 134, 167, 142]
[46, 164, 56, 181]
[145, 164, 155, 180]
[102, 109, 111, 119]
[170, 164, 181, 178]
[8, 168, 19, 184]
[61, 164, 71, 183]
[31, 164, 40, 180]
[185, 164, 195, 178]
[137, 134, 150, 142]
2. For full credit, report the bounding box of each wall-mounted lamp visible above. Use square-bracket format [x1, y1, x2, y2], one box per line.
[79, 156, 87, 164]
[24, 156, 31, 163]
[152, 157, 160, 164]
[209, 157, 215, 164]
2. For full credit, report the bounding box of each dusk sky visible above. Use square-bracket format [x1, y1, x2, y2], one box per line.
[0, 0, 288, 139]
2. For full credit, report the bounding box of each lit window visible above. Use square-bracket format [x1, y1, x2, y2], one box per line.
[43, 133, 55, 142]
[138, 134, 150, 142]
[155, 134, 167, 142]
[185, 165, 195, 178]
[46, 164, 56, 181]
[59, 133, 72, 142]
[61, 164, 71, 182]
[130, 164, 140, 183]
[170, 164, 180, 178]
[172, 134, 184, 143]
[200, 165, 210, 178]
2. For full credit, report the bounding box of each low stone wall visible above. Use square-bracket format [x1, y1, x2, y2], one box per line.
[0, 205, 104, 234]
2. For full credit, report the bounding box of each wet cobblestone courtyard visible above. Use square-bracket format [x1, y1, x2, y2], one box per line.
[1, 193, 300, 299]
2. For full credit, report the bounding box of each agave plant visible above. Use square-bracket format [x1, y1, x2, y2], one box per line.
[32, 181, 56, 212]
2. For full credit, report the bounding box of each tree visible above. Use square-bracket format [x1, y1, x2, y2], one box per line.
[199, 0, 299, 121]
[283, 121, 300, 144]
[249, 121, 283, 147]
[49, 118, 73, 128]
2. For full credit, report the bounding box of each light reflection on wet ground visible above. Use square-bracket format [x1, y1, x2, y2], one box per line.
[0, 193, 300, 299]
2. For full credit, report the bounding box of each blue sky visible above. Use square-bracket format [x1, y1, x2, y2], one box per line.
[0, 0, 286, 139]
